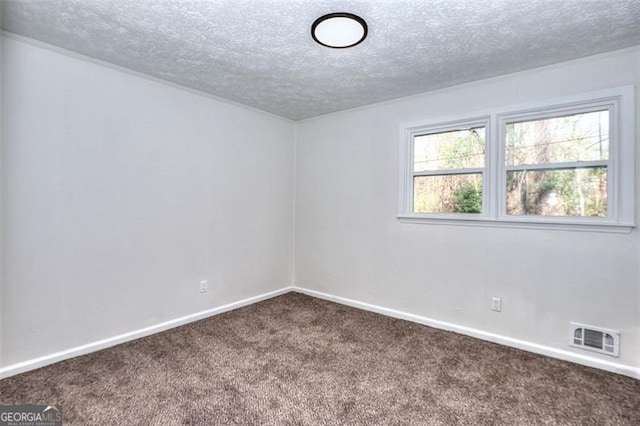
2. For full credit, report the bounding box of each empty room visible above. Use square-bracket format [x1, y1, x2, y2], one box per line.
[1, 0, 639, 424]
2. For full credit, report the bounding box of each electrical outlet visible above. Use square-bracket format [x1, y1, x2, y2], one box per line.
[491, 297, 501, 312]
[200, 280, 208, 293]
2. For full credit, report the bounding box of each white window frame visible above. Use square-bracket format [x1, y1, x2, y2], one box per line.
[398, 86, 635, 233]
[404, 116, 491, 220]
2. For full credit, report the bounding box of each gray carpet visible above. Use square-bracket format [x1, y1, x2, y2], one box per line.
[1, 292, 639, 425]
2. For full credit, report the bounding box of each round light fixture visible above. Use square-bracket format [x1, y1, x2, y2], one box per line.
[311, 13, 368, 49]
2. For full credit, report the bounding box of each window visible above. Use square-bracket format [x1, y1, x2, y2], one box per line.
[503, 109, 609, 218]
[399, 86, 635, 232]
[412, 120, 487, 214]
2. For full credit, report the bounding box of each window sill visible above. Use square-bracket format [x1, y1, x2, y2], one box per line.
[397, 214, 635, 234]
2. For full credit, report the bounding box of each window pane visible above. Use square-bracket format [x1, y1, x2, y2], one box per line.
[506, 167, 607, 217]
[506, 110, 609, 166]
[414, 174, 483, 214]
[414, 127, 485, 172]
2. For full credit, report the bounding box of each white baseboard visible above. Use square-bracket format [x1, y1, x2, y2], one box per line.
[0, 286, 293, 380]
[292, 286, 640, 380]
[3, 285, 638, 381]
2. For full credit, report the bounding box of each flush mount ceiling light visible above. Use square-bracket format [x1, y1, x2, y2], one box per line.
[311, 13, 368, 49]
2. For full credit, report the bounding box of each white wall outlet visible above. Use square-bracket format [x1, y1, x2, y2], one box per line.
[200, 280, 208, 293]
[491, 297, 501, 312]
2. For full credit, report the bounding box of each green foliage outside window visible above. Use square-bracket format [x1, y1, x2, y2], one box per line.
[451, 183, 482, 213]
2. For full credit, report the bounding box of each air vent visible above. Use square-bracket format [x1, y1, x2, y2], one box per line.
[570, 322, 619, 357]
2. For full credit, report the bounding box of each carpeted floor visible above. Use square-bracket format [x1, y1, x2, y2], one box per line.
[1, 292, 639, 425]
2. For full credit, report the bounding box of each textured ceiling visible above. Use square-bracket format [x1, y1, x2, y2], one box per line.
[2, 0, 640, 120]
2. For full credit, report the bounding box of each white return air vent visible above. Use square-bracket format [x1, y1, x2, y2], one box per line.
[570, 322, 619, 357]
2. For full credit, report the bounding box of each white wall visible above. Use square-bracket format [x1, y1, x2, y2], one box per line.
[2, 33, 639, 377]
[1, 37, 295, 366]
[295, 48, 640, 371]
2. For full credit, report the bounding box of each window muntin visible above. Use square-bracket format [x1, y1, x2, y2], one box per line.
[411, 125, 486, 214]
[503, 109, 610, 218]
